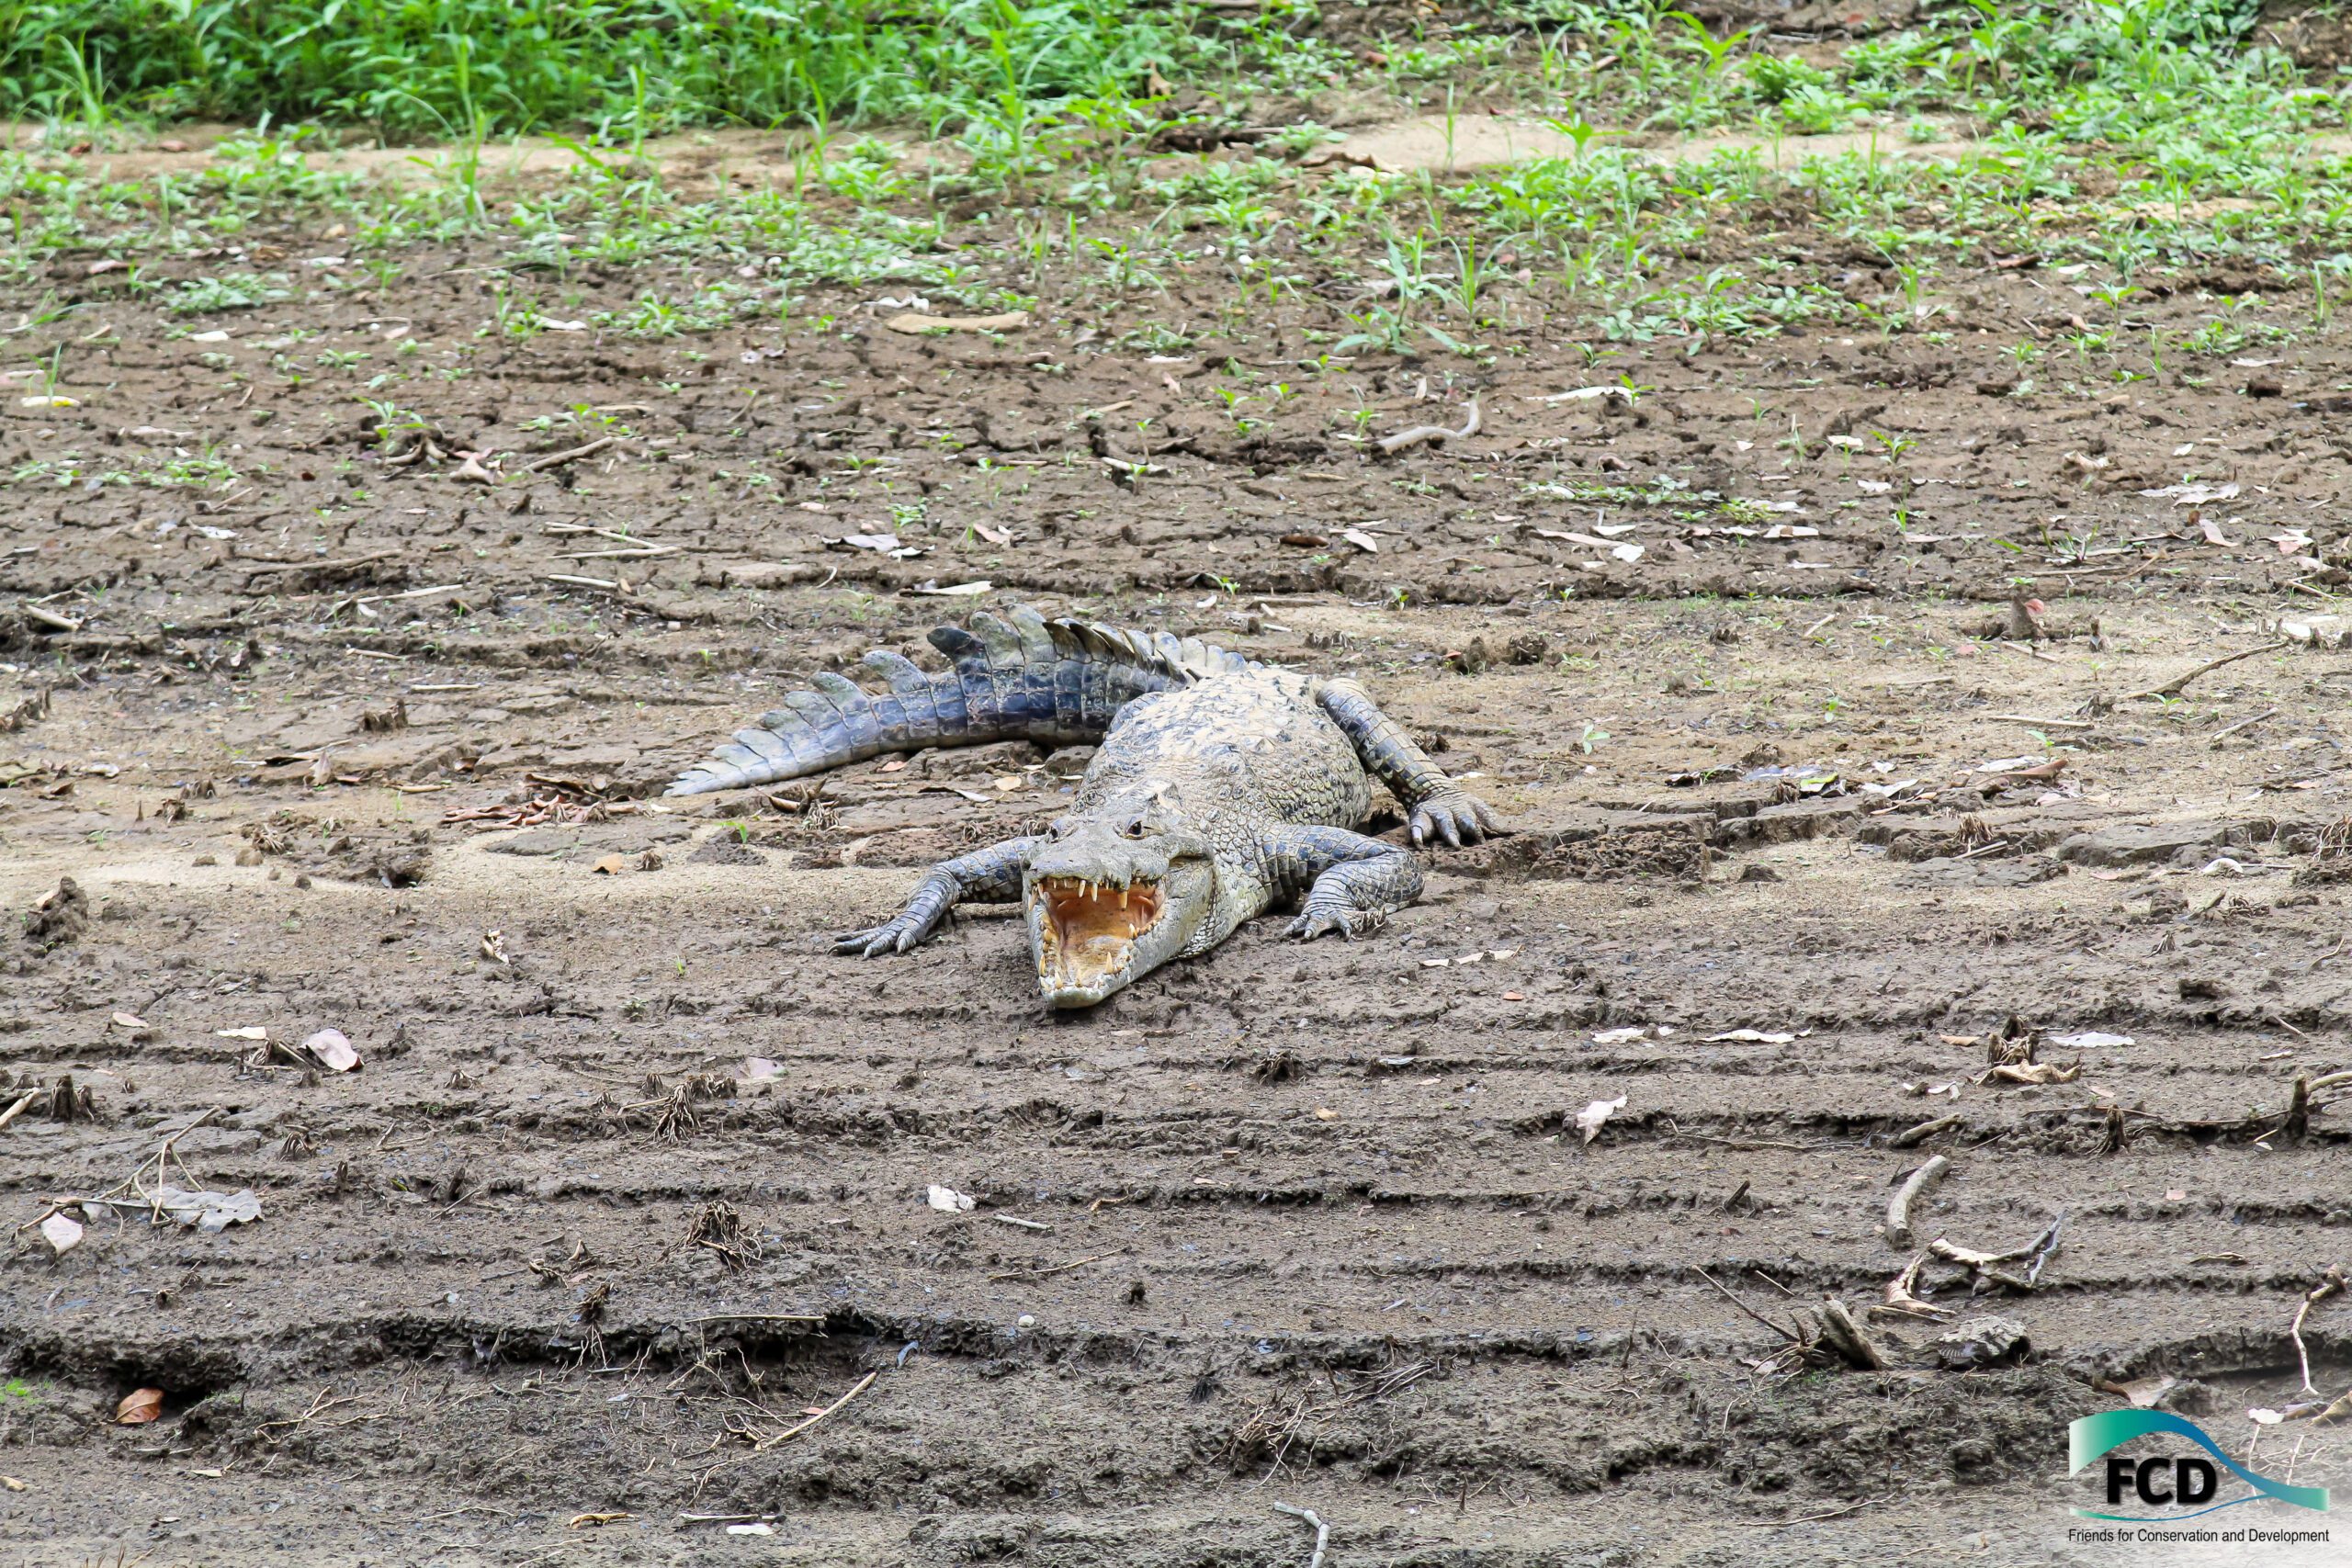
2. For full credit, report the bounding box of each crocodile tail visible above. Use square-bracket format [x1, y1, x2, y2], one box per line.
[663, 604, 1260, 795]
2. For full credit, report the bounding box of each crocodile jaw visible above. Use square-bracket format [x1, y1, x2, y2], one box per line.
[1026, 865, 1207, 1007]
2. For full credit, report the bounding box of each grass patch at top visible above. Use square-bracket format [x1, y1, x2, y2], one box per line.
[0, 0, 1214, 141]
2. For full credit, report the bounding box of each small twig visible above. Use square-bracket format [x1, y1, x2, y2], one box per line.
[1983, 714, 2095, 728]
[240, 548, 402, 577]
[1695, 1267, 1804, 1345]
[751, 1370, 876, 1450]
[18, 604, 81, 632]
[0, 1092, 38, 1134]
[1378, 399, 1481, 455]
[1885, 1155, 1951, 1250]
[1889, 1112, 1963, 1149]
[2211, 707, 2279, 744]
[987, 1252, 1110, 1282]
[1272, 1503, 1329, 1568]
[514, 436, 620, 474]
[1736, 1495, 1884, 1528]
[2128, 641, 2287, 701]
[2290, 1267, 2346, 1396]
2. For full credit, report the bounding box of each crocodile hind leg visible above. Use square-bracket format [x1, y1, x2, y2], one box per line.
[1261, 825, 1427, 940]
[1315, 678, 1502, 847]
[836, 836, 1039, 956]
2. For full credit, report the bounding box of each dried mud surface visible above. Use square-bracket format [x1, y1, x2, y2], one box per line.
[9, 135, 2352, 1568]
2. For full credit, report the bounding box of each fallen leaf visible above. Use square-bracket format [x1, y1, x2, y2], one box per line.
[2251, 1407, 2287, 1426]
[149, 1187, 262, 1233]
[569, 1512, 630, 1528]
[1575, 1094, 1626, 1145]
[2141, 481, 2240, 505]
[1706, 1029, 1795, 1044]
[2165, 1190, 2187, 1201]
[116, 1389, 164, 1426]
[300, 1027, 360, 1073]
[2050, 1031, 2133, 1049]
[2199, 517, 2237, 547]
[86, 258, 129, 276]
[910, 580, 992, 596]
[591, 854, 629, 875]
[1340, 528, 1379, 553]
[111, 1011, 146, 1030]
[1501, 991, 1525, 1001]
[481, 931, 509, 964]
[40, 1212, 82, 1255]
[727, 1522, 775, 1536]
[1312, 1107, 1339, 1122]
[215, 1026, 266, 1042]
[739, 1057, 785, 1084]
[973, 524, 1014, 546]
[18, 394, 77, 408]
[1983, 1061, 2080, 1085]
[1534, 385, 1636, 403]
[883, 310, 1028, 334]
[2098, 1373, 2178, 1408]
[1590, 1026, 1649, 1045]
[0, 1476, 22, 1491]
[927, 1184, 977, 1213]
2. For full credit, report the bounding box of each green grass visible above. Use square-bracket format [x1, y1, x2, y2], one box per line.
[0, 0, 1216, 141]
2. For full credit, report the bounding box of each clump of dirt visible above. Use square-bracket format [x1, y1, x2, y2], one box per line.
[21, 876, 87, 950]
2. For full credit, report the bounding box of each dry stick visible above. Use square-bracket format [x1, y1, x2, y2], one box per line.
[678, 1313, 823, 1325]
[1888, 1113, 1962, 1149]
[987, 1252, 1110, 1282]
[1378, 399, 1481, 455]
[1694, 1267, 1804, 1345]
[2128, 641, 2288, 701]
[0, 1091, 38, 1134]
[18, 604, 81, 632]
[1984, 714, 2095, 728]
[751, 1370, 876, 1450]
[1885, 1155, 1951, 1250]
[514, 436, 619, 474]
[2290, 1267, 2346, 1396]
[2211, 707, 2280, 744]
[241, 548, 401, 577]
[1272, 1503, 1329, 1568]
[1736, 1495, 1884, 1529]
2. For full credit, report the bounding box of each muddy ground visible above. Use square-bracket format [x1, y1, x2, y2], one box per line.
[9, 119, 2352, 1568]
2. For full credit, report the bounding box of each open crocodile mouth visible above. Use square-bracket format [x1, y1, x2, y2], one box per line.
[1034, 874, 1164, 987]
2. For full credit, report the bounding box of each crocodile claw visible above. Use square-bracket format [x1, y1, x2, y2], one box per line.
[1285, 906, 1381, 941]
[834, 916, 936, 956]
[1409, 790, 1501, 849]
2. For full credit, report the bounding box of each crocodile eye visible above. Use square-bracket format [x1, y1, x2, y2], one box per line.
[1121, 817, 1147, 840]
[1047, 818, 1075, 840]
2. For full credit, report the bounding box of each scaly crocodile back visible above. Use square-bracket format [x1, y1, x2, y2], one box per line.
[665, 604, 1262, 795]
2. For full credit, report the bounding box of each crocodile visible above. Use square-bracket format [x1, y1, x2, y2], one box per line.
[667, 605, 1499, 1007]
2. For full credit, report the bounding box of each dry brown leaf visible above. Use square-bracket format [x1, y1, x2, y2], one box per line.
[40, 1212, 82, 1255]
[301, 1028, 361, 1073]
[116, 1388, 164, 1425]
[1575, 1094, 1626, 1145]
[883, 310, 1028, 334]
[591, 854, 629, 875]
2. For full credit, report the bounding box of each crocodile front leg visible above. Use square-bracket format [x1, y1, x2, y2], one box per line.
[1316, 678, 1501, 847]
[835, 836, 1040, 956]
[1261, 825, 1426, 940]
